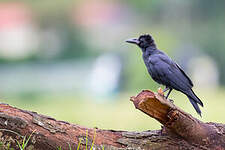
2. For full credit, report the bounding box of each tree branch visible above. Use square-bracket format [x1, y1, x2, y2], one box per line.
[0, 90, 224, 150]
[131, 90, 225, 149]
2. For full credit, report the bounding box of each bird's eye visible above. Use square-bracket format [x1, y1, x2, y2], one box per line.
[139, 39, 144, 43]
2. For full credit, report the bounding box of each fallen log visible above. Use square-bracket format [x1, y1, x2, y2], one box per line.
[0, 90, 224, 150]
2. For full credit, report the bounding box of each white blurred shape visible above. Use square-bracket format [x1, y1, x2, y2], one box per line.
[0, 25, 38, 59]
[89, 54, 121, 96]
[0, 2, 38, 59]
[188, 56, 219, 88]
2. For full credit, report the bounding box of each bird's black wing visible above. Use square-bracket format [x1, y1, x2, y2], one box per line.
[175, 63, 193, 87]
[150, 54, 193, 91]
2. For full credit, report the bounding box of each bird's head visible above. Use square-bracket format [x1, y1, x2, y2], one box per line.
[126, 34, 156, 50]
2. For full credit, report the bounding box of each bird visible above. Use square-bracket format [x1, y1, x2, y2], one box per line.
[126, 34, 203, 116]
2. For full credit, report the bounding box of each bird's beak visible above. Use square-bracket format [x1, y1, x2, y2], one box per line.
[125, 38, 140, 45]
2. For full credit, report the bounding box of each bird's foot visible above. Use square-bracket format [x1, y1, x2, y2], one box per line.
[168, 99, 174, 103]
[157, 87, 164, 96]
[158, 88, 173, 103]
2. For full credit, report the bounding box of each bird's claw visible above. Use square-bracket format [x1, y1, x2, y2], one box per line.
[158, 87, 173, 103]
[168, 99, 174, 103]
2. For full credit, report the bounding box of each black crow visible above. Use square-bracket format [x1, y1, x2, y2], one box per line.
[126, 34, 203, 116]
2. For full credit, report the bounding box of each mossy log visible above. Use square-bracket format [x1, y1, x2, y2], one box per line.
[0, 90, 224, 150]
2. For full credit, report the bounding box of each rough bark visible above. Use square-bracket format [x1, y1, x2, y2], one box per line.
[0, 90, 224, 150]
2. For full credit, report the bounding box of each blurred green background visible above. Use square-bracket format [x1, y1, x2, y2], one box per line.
[0, 0, 224, 131]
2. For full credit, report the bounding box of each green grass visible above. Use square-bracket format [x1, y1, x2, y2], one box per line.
[16, 130, 35, 150]
[0, 130, 34, 150]
[57, 129, 99, 150]
[0, 128, 98, 150]
[77, 139, 81, 150]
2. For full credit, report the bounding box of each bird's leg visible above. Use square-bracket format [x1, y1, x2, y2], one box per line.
[163, 87, 169, 93]
[166, 88, 173, 99]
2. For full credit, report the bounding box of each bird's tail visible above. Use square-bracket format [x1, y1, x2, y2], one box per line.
[187, 89, 203, 117]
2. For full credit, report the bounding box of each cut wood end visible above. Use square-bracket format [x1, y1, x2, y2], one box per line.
[130, 90, 155, 109]
[131, 90, 171, 110]
[130, 90, 171, 124]
[130, 96, 135, 102]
